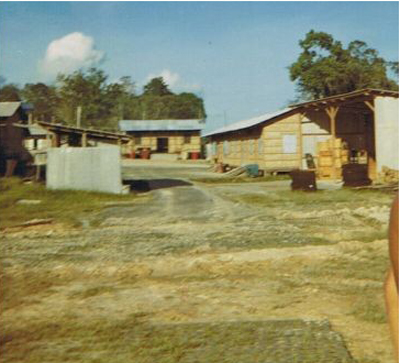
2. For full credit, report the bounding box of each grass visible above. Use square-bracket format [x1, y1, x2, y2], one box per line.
[0, 178, 141, 229]
[302, 253, 389, 324]
[1, 318, 356, 363]
[234, 188, 394, 208]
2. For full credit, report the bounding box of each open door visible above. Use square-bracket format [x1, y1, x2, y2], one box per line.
[157, 138, 169, 153]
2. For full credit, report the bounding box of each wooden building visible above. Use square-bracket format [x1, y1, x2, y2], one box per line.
[0, 102, 33, 176]
[204, 89, 399, 181]
[119, 119, 205, 159]
[204, 108, 301, 173]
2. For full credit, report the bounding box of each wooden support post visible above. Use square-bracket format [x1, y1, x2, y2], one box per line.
[325, 106, 340, 180]
[364, 100, 377, 180]
[5, 159, 18, 177]
[298, 113, 305, 169]
[76, 106, 82, 128]
[81, 132, 88, 147]
[52, 132, 61, 148]
[326, 106, 339, 139]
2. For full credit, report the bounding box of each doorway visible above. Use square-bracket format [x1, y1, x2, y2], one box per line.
[157, 138, 169, 153]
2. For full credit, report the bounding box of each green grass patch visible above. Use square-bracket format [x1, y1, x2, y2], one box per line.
[0, 178, 140, 229]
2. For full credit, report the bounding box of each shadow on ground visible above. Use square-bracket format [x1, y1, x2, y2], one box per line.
[124, 178, 192, 193]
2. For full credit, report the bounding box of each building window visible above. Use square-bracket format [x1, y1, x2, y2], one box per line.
[135, 136, 141, 145]
[211, 142, 217, 156]
[249, 140, 254, 155]
[258, 139, 263, 154]
[184, 135, 191, 144]
[223, 141, 230, 156]
[283, 134, 297, 154]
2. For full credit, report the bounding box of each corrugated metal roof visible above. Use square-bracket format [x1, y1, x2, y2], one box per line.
[0, 102, 21, 117]
[290, 88, 399, 108]
[27, 124, 51, 136]
[203, 108, 294, 137]
[119, 119, 205, 132]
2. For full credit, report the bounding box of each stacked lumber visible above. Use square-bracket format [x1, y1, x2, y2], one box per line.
[316, 138, 349, 179]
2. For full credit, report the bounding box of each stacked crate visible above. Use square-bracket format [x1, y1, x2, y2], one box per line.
[316, 138, 349, 179]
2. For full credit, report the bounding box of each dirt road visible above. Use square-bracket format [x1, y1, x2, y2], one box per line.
[1, 161, 396, 363]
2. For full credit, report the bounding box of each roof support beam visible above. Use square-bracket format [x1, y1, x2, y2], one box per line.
[325, 106, 339, 139]
[298, 113, 306, 169]
[364, 100, 375, 112]
[325, 106, 340, 181]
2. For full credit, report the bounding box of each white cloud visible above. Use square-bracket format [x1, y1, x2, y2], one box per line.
[145, 69, 202, 93]
[40, 32, 104, 78]
[146, 69, 181, 88]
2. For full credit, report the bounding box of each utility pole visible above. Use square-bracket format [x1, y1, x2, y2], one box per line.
[76, 106, 82, 128]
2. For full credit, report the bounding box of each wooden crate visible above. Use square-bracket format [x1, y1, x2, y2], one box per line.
[318, 156, 333, 167]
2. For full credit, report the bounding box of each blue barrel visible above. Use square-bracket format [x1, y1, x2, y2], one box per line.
[246, 164, 259, 177]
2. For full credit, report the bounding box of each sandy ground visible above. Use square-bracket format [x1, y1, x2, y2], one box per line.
[1, 160, 396, 363]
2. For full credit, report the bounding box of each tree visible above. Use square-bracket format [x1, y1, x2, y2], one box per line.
[289, 30, 399, 100]
[104, 76, 136, 122]
[56, 68, 111, 128]
[0, 84, 21, 101]
[22, 83, 59, 122]
[143, 77, 173, 97]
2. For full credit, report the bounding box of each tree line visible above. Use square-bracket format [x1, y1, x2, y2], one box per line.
[0, 69, 206, 131]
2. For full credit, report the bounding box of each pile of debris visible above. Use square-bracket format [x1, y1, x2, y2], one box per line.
[379, 166, 399, 185]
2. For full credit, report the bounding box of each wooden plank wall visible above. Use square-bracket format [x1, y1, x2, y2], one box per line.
[131, 132, 201, 154]
[211, 112, 301, 170]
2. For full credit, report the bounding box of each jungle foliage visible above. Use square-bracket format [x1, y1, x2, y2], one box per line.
[289, 30, 399, 100]
[0, 69, 206, 130]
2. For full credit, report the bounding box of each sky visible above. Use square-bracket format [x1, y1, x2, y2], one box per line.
[0, 1, 398, 132]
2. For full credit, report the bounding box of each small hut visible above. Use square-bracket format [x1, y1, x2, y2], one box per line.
[0, 102, 33, 176]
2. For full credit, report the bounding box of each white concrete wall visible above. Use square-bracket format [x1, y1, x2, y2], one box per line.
[47, 146, 124, 194]
[375, 97, 399, 171]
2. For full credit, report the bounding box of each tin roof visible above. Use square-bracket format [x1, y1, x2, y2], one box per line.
[119, 119, 205, 132]
[203, 108, 294, 137]
[27, 124, 51, 136]
[290, 88, 399, 108]
[0, 102, 21, 117]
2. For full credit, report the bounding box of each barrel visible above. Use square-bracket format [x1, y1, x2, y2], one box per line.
[342, 164, 371, 187]
[140, 148, 151, 159]
[191, 152, 200, 160]
[290, 170, 317, 192]
[246, 164, 259, 177]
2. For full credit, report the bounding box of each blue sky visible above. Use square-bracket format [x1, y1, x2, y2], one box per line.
[0, 1, 398, 132]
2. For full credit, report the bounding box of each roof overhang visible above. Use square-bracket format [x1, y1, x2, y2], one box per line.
[290, 88, 399, 109]
[203, 108, 296, 138]
[38, 121, 131, 142]
[119, 119, 205, 132]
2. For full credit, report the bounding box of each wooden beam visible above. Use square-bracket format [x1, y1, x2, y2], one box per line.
[364, 100, 375, 112]
[298, 113, 305, 169]
[325, 106, 339, 139]
[325, 106, 340, 181]
[81, 132, 88, 147]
